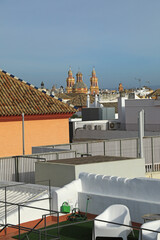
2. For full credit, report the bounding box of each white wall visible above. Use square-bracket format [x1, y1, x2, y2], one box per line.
[75, 158, 145, 179]
[79, 173, 160, 223]
[53, 172, 160, 224]
[35, 158, 145, 188]
[52, 179, 82, 214]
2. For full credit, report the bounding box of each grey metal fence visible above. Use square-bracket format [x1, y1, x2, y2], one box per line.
[1, 136, 160, 183]
[0, 150, 77, 183]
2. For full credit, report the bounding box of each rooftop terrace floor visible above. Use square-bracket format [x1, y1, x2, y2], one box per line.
[50, 155, 132, 165]
[13, 220, 139, 240]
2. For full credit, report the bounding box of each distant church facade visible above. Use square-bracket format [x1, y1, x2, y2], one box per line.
[66, 68, 99, 95]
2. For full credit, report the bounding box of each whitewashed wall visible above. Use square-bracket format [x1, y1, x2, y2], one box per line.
[53, 172, 160, 224]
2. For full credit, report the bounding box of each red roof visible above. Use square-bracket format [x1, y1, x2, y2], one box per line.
[0, 69, 77, 117]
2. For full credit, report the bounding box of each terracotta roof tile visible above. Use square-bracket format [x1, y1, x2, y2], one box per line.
[67, 94, 95, 107]
[55, 93, 71, 99]
[0, 69, 77, 117]
[147, 89, 160, 98]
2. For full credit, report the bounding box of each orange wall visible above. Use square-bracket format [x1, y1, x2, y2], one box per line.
[0, 118, 70, 157]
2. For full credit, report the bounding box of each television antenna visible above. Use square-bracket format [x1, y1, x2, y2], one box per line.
[135, 78, 142, 89]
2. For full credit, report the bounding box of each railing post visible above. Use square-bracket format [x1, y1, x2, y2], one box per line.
[140, 228, 142, 240]
[44, 215, 47, 240]
[15, 156, 19, 182]
[5, 187, 7, 235]
[151, 137, 154, 171]
[49, 179, 51, 215]
[103, 141, 105, 156]
[87, 143, 89, 155]
[57, 212, 60, 239]
[39, 230, 41, 240]
[18, 205, 20, 240]
[120, 140, 122, 157]
[137, 138, 139, 158]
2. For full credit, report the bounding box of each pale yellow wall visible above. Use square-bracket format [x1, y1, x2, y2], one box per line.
[0, 118, 70, 157]
[146, 172, 160, 179]
[35, 158, 145, 188]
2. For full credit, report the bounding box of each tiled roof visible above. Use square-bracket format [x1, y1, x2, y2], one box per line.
[65, 93, 80, 98]
[147, 89, 160, 98]
[67, 94, 95, 107]
[0, 69, 77, 117]
[55, 92, 71, 99]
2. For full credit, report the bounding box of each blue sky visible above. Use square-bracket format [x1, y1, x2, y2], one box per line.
[1, 0, 160, 90]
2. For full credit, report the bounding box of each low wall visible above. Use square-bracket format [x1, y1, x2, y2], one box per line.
[53, 172, 160, 224]
[52, 179, 82, 213]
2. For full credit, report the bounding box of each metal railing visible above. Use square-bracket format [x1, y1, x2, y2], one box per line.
[0, 201, 160, 240]
[0, 200, 60, 240]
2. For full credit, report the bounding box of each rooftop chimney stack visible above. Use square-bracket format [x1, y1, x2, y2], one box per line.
[87, 92, 90, 108]
[94, 94, 98, 108]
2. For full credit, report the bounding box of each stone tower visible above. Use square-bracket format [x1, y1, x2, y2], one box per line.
[72, 72, 88, 93]
[90, 68, 99, 95]
[66, 68, 75, 93]
[118, 83, 124, 92]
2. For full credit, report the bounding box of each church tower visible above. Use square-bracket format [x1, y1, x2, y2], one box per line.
[72, 71, 88, 93]
[90, 68, 99, 95]
[66, 67, 75, 93]
[118, 83, 124, 92]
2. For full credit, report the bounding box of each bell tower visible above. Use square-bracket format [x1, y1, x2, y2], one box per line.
[90, 68, 99, 95]
[66, 67, 75, 93]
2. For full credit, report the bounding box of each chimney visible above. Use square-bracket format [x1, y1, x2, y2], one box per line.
[87, 93, 90, 108]
[94, 94, 98, 108]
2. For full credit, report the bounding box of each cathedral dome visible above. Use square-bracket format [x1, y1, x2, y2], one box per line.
[72, 82, 87, 89]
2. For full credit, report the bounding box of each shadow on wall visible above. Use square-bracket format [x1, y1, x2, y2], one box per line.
[13, 172, 35, 184]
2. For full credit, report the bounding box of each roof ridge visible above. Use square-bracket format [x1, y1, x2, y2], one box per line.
[0, 69, 78, 110]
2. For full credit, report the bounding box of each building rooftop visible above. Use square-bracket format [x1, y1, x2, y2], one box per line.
[147, 88, 160, 98]
[0, 69, 77, 117]
[67, 94, 95, 107]
[46, 155, 132, 165]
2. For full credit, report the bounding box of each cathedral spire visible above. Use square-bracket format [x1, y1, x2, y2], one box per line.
[90, 68, 99, 95]
[66, 67, 75, 93]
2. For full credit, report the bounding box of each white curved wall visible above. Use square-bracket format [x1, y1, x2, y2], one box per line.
[52, 179, 82, 214]
[54, 172, 160, 223]
[79, 173, 160, 223]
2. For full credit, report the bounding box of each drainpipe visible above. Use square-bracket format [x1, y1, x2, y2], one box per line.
[22, 113, 25, 155]
[94, 94, 98, 108]
[87, 92, 90, 108]
[138, 109, 144, 158]
[99, 95, 103, 108]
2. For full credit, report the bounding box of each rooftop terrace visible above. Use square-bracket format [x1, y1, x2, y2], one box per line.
[48, 155, 132, 165]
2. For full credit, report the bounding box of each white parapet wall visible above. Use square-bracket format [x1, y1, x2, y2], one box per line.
[52, 179, 82, 213]
[53, 172, 160, 224]
[35, 157, 145, 187]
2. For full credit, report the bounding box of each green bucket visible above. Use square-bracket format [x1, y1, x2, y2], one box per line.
[60, 202, 70, 213]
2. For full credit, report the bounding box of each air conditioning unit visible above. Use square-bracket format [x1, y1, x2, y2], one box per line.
[84, 124, 94, 130]
[108, 122, 121, 130]
[95, 125, 102, 130]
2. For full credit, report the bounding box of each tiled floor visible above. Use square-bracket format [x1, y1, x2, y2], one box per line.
[0, 213, 96, 239]
[0, 219, 57, 240]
